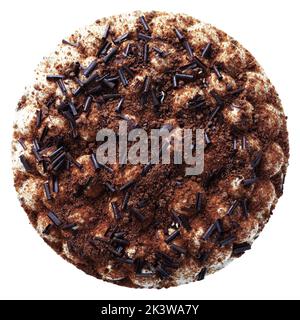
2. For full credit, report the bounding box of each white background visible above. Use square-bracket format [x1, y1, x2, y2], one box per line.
[0, 0, 299, 300]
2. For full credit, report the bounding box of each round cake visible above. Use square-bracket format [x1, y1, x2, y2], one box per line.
[12, 11, 289, 288]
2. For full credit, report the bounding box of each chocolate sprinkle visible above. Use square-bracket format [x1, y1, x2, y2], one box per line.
[183, 40, 193, 58]
[121, 192, 130, 210]
[193, 56, 207, 70]
[68, 101, 78, 116]
[103, 47, 118, 64]
[119, 180, 135, 192]
[19, 155, 31, 172]
[174, 28, 185, 41]
[49, 146, 64, 161]
[195, 192, 202, 213]
[62, 223, 78, 231]
[104, 182, 116, 193]
[115, 257, 134, 265]
[129, 207, 145, 222]
[196, 251, 209, 263]
[156, 265, 170, 279]
[170, 244, 186, 255]
[111, 238, 129, 246]
[232, 242, 251, 255]
[62, 39, 78, 47]
[196, 267, 207, 281]
[18, 138, 27, 150]
[143, 43, 149, 63]
[219, 235, 236, 247]
[172, 75, 178, 88]
[97, 40, 111, 57]
[139, 16, 150, 32]
[178, 214, 191, 231]
[115, 97, 125, 113]
[111, 202, 122, 221]
[118, 68, 128, 86]
[213, 65, 223, 80]
[138, 32, 152, 42]
[83, 96, 93, 113]
[175, 73, 194, 81]
[165, 229, 180, 244]
[251, 151, 263, 169]
[46, 75, 65, 81]
[243, 177, 258, 187]
[102, 24, 110, 39]
[204, 132, 211, 146]
[47, 211, 62, 227]
[123, 43, 131, 57]
[42, 224, 53, 235]
[57, 79, 67, 95]
[202, 43, 212, 59]
[153, 47, 167, 57]
[226, 200, 239, 216]
[36, 109, 42, 128]
[215, 219, 223, 233]
[203, 223, 216, 241]
[52, 175, 59, 193]
[134, 258, 145, 274]
[83, 60, 98, 77]
[33, 139, 40, 152]
[44, 181, 52, 200]
[114, 32, 130, 44]
[90, 153, 100, 170]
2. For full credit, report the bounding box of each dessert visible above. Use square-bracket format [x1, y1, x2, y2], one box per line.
[12, 11, 289, 288]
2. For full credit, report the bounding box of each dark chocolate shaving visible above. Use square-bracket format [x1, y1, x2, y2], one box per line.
[170, 244, 187, 255]
[165, 229, 180, 244]
[118, 68, 128, 86]
[119, 180, 135, 191]
[111, 202, 122, 220]
[139, 16, 150, 32]
[83, 96, 93, 113]
[226, 200, 239, 216]
[83, 60, 98, 77]
[138, 32, 152, 42]
[103, 47, 118, 64]
[18, 138, 27, 150]
[219, 235, 236, 247]
[42, 224, 53, 235]
[232, 242, 251, 255]
[114, 32, 130, 44]
[195, 192, 202, 213]
[104, 182, 116, 193]
[57, 79, 67, 95]
[19, 155, 31, 172]
[47, 211, 62, 227]
[143, 43, 149, 63]
[153, 47, 167, 57]
[243, 178, 258, 187]
[241, 199, 249, 217]
[129, 207, 145, 222]
[178, 214, 191, 231]
[196, 267, 207, 281]
[121, 192, 130, 210]
[202, 43, 212, 59]
[115, 97, 125, 113]
[44, 181, 52, 200]
[203, 223, 216, 241]
[36, 110, 42, 128]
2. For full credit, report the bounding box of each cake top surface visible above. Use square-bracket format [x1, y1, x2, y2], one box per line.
[12, 11, 289, 288]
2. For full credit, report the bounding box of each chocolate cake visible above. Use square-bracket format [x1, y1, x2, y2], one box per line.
[11, 11, 289, 288]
